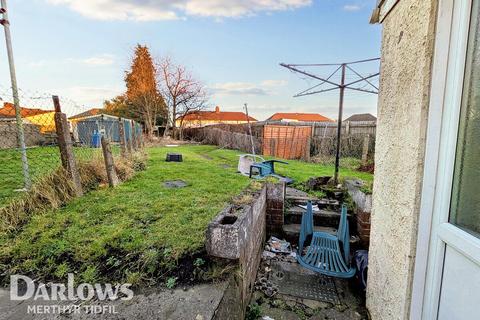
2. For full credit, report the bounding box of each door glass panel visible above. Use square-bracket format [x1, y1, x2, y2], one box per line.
[450, 0, 480, 237]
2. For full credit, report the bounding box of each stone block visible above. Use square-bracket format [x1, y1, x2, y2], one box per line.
[206, 187, 266, 260]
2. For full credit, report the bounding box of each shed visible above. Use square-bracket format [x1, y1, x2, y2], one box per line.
[69, 110, 135, 147]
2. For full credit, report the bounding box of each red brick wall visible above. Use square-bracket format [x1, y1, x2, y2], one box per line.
[266, 182, 285, 236]
[356, 210, 371, 246]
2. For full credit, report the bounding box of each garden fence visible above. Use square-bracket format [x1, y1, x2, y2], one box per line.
[0, 84, 143, 207]
[183, 120, 376, 164]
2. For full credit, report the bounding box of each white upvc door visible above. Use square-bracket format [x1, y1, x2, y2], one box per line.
[411, 0, 480, 319]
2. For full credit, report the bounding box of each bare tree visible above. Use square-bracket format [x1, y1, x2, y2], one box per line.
[177, 90, 209, 139]
[158, 57, 208, 138]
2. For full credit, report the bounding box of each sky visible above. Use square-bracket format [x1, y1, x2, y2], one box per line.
[0, 0, 381, 120]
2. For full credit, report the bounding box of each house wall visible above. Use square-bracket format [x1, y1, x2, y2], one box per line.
[366, 0, 438, 319]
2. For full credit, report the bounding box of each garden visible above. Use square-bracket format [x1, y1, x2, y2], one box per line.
[0, 145, 373, 289]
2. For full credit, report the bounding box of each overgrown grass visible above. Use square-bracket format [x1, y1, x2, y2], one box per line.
[0, 146, 115, 207]
[0, 146, 119, 207]
[0, 145, 372, 286]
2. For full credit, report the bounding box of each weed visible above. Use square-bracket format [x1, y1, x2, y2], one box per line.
[125, 271, 143, 286]
[249, 181, 263, 191]
[81, 265, 98, 283]
[166, 277, 177, 289]
[193, 258, 205, 267]
[246, 303, 262, 320]
[232, 193, 254, 205]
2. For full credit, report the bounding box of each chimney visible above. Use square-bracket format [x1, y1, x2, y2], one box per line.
[215, 106, 220, 113]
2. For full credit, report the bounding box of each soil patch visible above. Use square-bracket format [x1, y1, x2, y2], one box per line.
[163, 180, 188, 188]
[201, 154, 213, 160]
[357, 163, 374, 174]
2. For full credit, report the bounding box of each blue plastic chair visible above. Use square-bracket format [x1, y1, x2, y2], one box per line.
[249, 159, 287, 178]
[297, 202, 356, 278]
[249, 159, 293, 184]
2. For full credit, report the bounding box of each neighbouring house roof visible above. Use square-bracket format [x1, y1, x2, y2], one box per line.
[267, 112, 333, 122]
[344, 113, 377, 122]
[69, 108, 104, 120]
[177, 106, 257, 123]
[0, 102, 52, 119]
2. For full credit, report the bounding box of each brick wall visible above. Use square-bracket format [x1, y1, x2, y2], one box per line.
[346, 179, 372, 247]
[266, 182, 285, 236]
[357, 210, 371, 246]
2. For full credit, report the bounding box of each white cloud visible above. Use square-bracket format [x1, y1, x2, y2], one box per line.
[343, 4, 361, 11]
[81, 54, 116, 66]
[211, 82, 268, 96]
[211, 79, 288, 96]
[28, 54, 116, 68]
[261, 79, 288, 87]
[60, 86, 123, 113]
[46, 0, 312, 21]
[47, 0, 178, 21]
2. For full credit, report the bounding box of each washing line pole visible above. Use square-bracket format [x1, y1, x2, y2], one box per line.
[244, 103, 256, 157]
[280, 58, 380, 184]
[334, 64, 346, 184]
[1, 0, 31, 190]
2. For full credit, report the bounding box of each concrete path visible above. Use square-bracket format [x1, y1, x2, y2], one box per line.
[0, 282, 228, 320]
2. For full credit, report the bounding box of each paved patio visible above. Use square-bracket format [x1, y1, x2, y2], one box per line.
[250, 244, 368, 320]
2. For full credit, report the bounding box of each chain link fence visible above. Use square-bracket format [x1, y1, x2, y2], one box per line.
[0, 84, 143, 207]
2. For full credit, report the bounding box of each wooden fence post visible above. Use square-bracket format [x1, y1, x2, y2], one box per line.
[304, 137, 311, 162]
[362, 134, 370, 165]
[131, 120, 138, 151]
[53, 95, 83, 197]
[118, 117, 128, 157]
[135, 123, 142, 149]
[138, 124, 144, 149]
[101, 136, 119, 187]
[126, 121, 133, 154]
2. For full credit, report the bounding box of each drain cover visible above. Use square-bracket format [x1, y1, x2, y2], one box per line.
[163, 180, 188, 188]
[268, 261, 339, 304]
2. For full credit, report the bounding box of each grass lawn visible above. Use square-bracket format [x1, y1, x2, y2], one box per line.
[0, 147, 62, 206]
[0, 146, 116, 207]
[0, 145, 372, 286]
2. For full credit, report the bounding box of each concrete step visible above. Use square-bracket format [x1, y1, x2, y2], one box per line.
[285, 206, 352, 228]
[283, 223, 359, 246]
[283, 224, 337, 237]
[285, 198, 341, 213]
[285, 187, 312, 199]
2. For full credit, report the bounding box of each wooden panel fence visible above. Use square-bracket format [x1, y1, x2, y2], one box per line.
[263, 125, 311, 160]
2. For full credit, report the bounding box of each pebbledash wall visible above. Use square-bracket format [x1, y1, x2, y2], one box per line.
[367, 0, 437, 319]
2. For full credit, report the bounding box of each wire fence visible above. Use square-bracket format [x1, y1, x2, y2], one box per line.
[0, 84, 143, 207]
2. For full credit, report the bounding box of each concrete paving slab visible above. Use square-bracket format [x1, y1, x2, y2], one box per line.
[0, 282, 228, 320]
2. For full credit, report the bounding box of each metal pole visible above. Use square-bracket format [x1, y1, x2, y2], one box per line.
[280, 58, 379, 184]
[244, 103, 256, 156]
[334, 64, 346, 184]
[1, 0, 30, 189]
